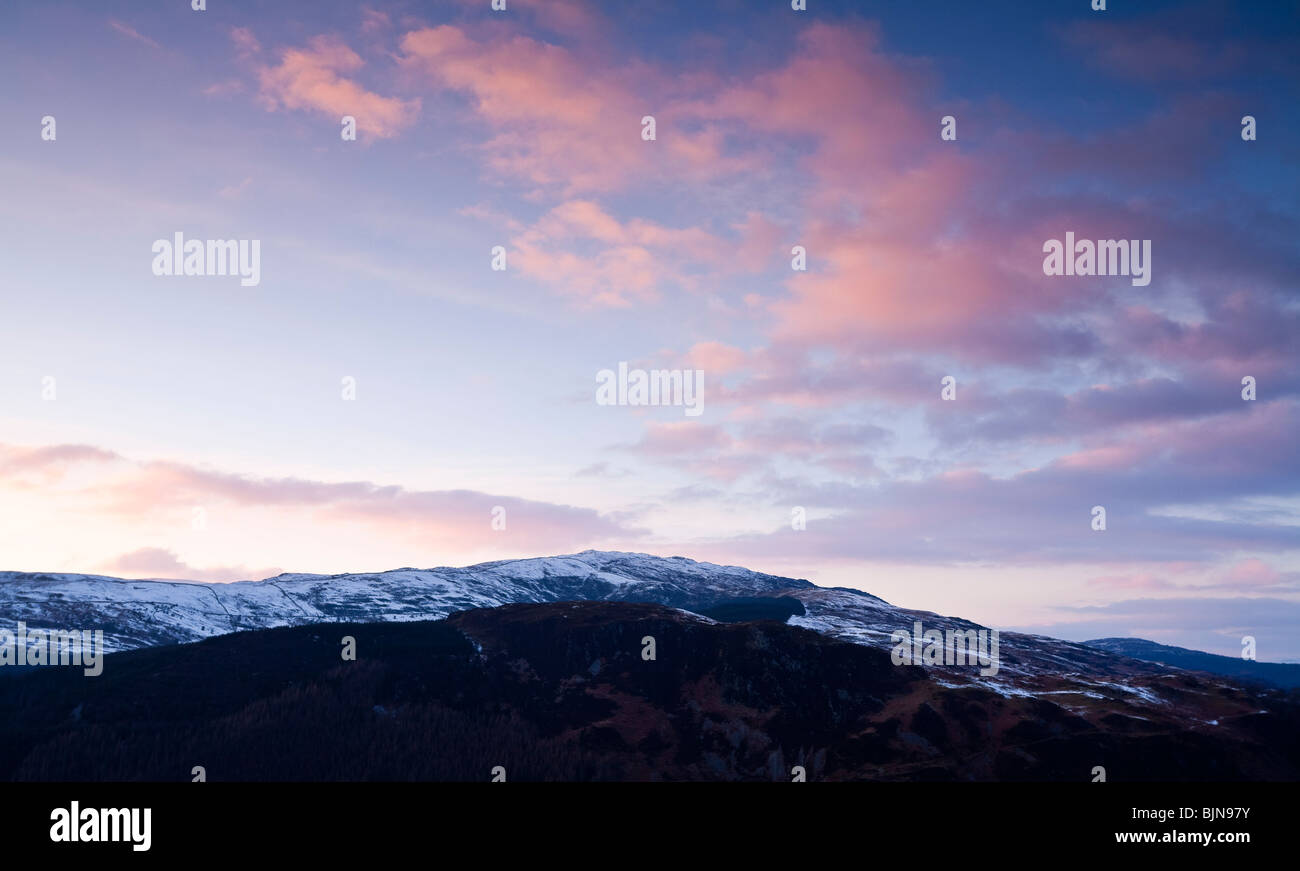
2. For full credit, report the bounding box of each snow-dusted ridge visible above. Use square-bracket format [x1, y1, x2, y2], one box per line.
[0, 550, 1182, 704]
[0, 551, 815, 653]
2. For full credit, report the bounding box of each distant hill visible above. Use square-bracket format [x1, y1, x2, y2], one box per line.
[1085, 638, 1300, 689]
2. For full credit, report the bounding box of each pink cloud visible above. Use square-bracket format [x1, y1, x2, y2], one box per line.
[680, 22, 934, 190]
[685, 342, 748, 375]
[254, 34, 419, 139]
[1223, 558, 1283, 589]
[510, 200, 727, 306]
[360, 6, 391, 35]
[398, 25, 643, 191]
[230, 26, 261, 58]
[0, 442, 639, 562]
[102, 547, 278, 583]
[203, 80, 244, 97]
[1088, 572, 1181, 592]
[0, 444, 122, 489]
[398, 24, 755, 193]
[1086, 560, 1297, 595]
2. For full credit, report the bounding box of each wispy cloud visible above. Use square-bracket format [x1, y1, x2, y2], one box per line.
[108, 19, 162, 51]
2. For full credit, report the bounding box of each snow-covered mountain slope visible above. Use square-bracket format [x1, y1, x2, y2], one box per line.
[787, 585, 1179, 704]
[0, 550, 1201, 706]
[790, 586, 1166, 680]
[0, 551, 810, 653]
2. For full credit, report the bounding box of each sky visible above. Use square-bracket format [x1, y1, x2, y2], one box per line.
[1, 0, 1297, 659]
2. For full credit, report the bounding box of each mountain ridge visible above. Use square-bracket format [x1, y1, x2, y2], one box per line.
[1, 550, 1282, 710]
[1085, 637, 1300, 690]
[0, 550, 830, 654]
